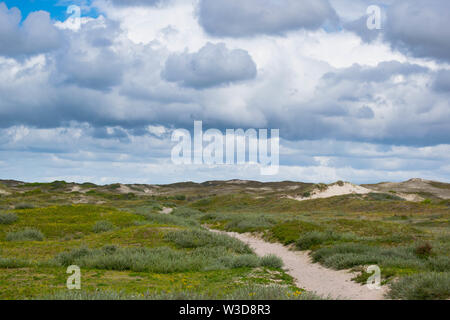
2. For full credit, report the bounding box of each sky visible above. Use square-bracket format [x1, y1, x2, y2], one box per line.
[0, 0, 449, 185]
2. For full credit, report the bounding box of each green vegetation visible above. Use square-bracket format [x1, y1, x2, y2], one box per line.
[388, 272, 450, 300]
[0, 213, 18, 225]
[40, 285, 319, 300]
[0, 179, 448, 300]
[6, 228, 44, 242]
[92, 221, 115, 233]
[0, 184, 299, 300]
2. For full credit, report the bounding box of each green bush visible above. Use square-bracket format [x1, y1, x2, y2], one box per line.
[92, 221, 115, 233]
[388, 272, 450, 300]
[6, 228, 44, 241]
[296, 231, 356, 250]
[259, 254, 284, 269]
[414, 242, 433, 258]
[138, 212, 199, 227]
[311, 243, 427, 270]
[0, 212, 18, 225]
[224, 215, 276, 233]
[164, 229, 252, 254]
[171, 207, 202, 218]
[427, 256, 450, 272]
[0, 257, 31, 268]
[14, 203, 34, 210]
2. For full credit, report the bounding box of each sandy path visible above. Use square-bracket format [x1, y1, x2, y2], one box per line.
[211, 230, 387, 300]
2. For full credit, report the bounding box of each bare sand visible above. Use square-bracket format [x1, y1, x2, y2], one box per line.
[212, 230, 387, 300]
[290, 182, 373, 201]
[161, 207, 173, 214]
[0, 189, 10, 195]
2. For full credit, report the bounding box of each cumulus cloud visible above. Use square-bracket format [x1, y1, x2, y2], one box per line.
[1, 0, 449, 184]
[197, 0, 338, 37]
[0, 3, 62, 58]
[49, 18, 124, 91]
[162, 42, 257, 88]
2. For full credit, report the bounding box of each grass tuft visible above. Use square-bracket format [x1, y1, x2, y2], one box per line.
[0, 212, 18, 225]
[6, 228, 44, 241]
[388, 272, 450, 300]
[92, 220, 115, 233]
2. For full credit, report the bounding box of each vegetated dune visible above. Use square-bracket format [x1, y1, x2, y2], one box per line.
[363, 178, 450, 200]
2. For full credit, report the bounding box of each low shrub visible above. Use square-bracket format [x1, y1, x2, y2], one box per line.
[0, 212, 18, 225]
[414, 242, 432, 258]
[92, 221, 115, 233]
[296, 231, 356, 250]
[0, 257, 31, 268]
[388, 272, 450, 300]
[14, 203, 34, 210]
[224, 215, 276, 233]
[311, 243, 427, 270]
[138, 212, 199, 227]
[164, 229, 252, 254]
[259, 254, 284, 269]
[171, 207, 203, 218]
[6, 228, 44, 241]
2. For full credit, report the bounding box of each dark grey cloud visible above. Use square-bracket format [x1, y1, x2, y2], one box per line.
[433, 70, 450, 93]
[355, 106, 375, 119]
[53, 48, 124, 91]
[384, 0, 450, 62]
[345, 0, 450, 63]
[50, 19, 124, 91]
[162, 42, 257, 89]
[197, 0, 338, 37]
[0, 3, 62, 58]
[344, 16, 382, 43]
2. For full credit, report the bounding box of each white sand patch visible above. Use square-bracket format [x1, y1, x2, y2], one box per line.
[70, 186, 81, 192]
[160, 207, 173, 214]
[396, 193, 424, 202]
[290, 182, 373, 201]
[143, 188, 155, 194]
[0, 189, 11, 195]
[118, 184, 133, 194]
